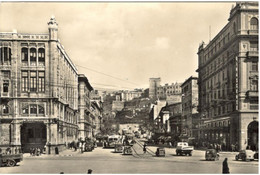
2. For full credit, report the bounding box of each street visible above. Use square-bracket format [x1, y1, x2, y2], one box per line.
[1, 144, 258, 174]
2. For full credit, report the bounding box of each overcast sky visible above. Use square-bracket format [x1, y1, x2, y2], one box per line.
[0, 1, 235, 90]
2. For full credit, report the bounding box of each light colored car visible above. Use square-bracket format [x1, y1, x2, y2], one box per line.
[235, 150, 255, 161]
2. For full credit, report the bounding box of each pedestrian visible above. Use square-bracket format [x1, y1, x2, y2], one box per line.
[30, 148, 33, 156]
[87, 169, 93, 174]
[143, 143, 147, 154]
[79, 141, 82, 153]
[222, 158, 230, 174]
[169, 141, 172, 148]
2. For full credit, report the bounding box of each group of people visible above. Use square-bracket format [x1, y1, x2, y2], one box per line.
[29, 147, 42, 156]
[67, 139, 95, 153]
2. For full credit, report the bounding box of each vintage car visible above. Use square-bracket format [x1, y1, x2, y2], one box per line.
[155, 147, 165, 157]
[235, 150, 255, 161]
[205, 149, 219, 161]
[176, 142, 194, 156]
[114, 143, 123, 153]
[84, 141, 94, 152]
[0, 153, 23, 167]
[122, 146, 132, 155]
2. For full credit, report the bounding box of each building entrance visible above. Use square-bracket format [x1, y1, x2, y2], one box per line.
[21, 122, 47, 153]
[247, 121, 258, 151]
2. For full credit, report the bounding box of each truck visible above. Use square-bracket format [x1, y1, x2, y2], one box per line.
[0, 153, 23, 167]
[176, 142, 194, 156]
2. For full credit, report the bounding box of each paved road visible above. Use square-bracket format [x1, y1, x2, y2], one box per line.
[0, 146, 258, 174]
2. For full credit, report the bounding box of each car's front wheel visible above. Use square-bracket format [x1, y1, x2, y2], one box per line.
[235, 155, 239, 161]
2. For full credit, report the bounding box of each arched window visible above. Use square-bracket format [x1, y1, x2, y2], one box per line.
[21, 48, 28, 65]
[38, 48, 45, 66]
[250, 17, 258, 30]
[30, 48, 36, 66]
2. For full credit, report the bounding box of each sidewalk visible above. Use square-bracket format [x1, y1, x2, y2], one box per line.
[23, 149, 83, 158]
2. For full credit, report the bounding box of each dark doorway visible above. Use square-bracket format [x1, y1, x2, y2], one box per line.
[21, 122, 47, 153]
[247, 121, 258, 151]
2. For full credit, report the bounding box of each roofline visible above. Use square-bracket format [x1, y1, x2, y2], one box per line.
[181, 76, 198, 87]
[78, 74, 93, 91]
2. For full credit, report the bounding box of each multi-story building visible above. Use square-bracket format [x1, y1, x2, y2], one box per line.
[168, 102, 182, 139]
[78, 74, 93, 140]
[197, 2, 258, 150]
[91, 100, 103, 137]
[121, 89, 142, 102]
[0, 17, 79, 154]
[181, 76, 199, 139]
[157, 82, 182, 100]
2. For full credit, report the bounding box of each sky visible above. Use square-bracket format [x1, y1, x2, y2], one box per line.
[0, 1, 236, 90]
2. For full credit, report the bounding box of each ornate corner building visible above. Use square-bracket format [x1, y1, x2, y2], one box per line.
[0, 17, 80, 154]
[197, 2, 258, 150]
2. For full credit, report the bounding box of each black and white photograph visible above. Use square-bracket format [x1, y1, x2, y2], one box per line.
[0, 1, 258, 174]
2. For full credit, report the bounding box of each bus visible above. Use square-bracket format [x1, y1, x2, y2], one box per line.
[104, 135, 121, 148]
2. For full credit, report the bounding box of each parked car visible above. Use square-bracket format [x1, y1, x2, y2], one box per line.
[235, 150, 255, 161]
[254, 151, 258, 159]
[205, 149, 219, 161]
[0, 153, 23, 167]
[123, 146, 132, 155]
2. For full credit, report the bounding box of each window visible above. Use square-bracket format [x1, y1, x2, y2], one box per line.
[250, 42, 258, 51]
[22, 71, 28, 92]
[252, 62, 258, 71]
[38, 105, 45, 114]
[30, 104, 37, 114]
[2, 71, 10, 79]
[3, 80, 9, 93]
[250, 79, 258, 91]
[3, 105, 9, 114]
[30, 71, 37, 92]
[21, 48, 28, 65]
[30, 48, 36, 66]
[22, 106, 29, 114]
[38, 48, 45, 66]
[0, 47, 11, 65]
[38, 71, 45, 92]
[22, 104, 45, 115]
[250, 17, 258, 30]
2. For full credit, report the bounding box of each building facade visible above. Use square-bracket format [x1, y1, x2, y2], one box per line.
[181, 76, 199, 139]
[157, 82, 182, 100]
[197, 2, 258, 150]
[0, 17, 79, 154]
[78, 74, 93, 140]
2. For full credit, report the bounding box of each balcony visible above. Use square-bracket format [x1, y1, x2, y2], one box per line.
[247, 51, 258, 58]
[0, 92, 9, 98]
[246, 90, 258, 99]
[247, 30, 258, 35]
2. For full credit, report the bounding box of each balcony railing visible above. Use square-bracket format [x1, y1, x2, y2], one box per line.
[0, 92, 9, 98]
[246, 90, 258, 99]
[247, 51, 258, 57]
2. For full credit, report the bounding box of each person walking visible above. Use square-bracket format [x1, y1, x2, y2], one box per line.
[222, 158, 230, 174]
[143, 143, 147, 154]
